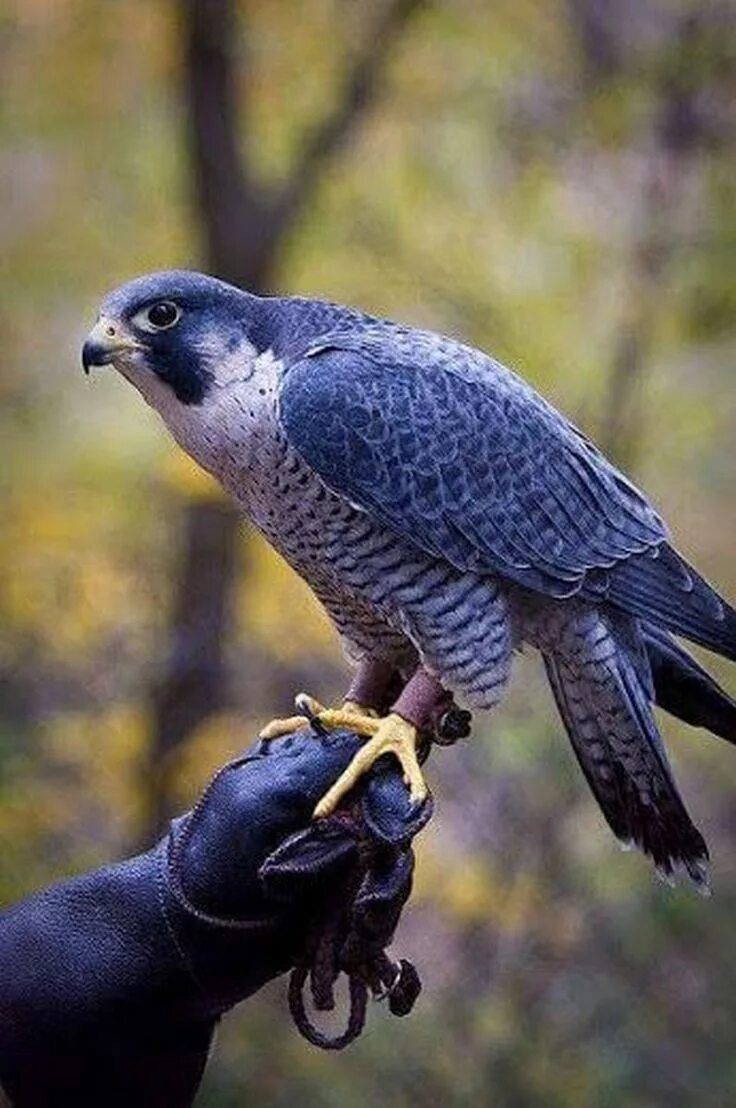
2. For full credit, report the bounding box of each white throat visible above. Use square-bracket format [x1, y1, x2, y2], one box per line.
[117, 340, 285, 503]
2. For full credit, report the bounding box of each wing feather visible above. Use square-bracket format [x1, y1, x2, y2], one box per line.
[278, 329, 666, 598]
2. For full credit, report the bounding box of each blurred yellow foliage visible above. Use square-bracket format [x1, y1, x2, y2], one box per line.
[0, 704, 147, 897]
[160, 447, 224, 501]
[168, 710, 260, 810]
[0, 488, 154, 663]
[416, 845, 543, 935]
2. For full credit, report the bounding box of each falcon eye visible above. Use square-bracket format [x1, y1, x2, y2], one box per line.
[144, 301, 181, 330]
[131, 300, 183, 334]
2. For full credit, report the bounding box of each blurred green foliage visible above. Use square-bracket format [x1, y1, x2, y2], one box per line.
[1, 1, 735, 1105]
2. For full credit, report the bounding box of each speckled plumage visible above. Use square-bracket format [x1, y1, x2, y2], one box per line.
[85, 270, 736, 890]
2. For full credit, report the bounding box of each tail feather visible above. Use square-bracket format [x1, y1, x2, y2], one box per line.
[544, 655, 630, 843]
[544, 622, 710, 893]
[643, 622, 736, 745]
[589, 544, 736, 662]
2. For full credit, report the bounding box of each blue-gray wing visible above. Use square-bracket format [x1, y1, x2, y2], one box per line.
[277, 327, 667, 598]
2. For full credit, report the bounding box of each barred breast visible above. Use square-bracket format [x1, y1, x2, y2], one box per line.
[163, 345, 514, 708]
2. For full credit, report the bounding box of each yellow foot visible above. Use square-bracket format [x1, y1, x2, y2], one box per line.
[258, 695, 376, 741]
[313, 713, 426, 820]
[259, 696, 426, 818]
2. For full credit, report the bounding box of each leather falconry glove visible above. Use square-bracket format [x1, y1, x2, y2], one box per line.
[0, 726, 432, 1108]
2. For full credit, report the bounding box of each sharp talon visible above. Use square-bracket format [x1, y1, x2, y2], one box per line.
[260, 693, 381, 747]
[294, 692, 310, 714]
[295, 692, 324, 716]
[295, 694, 329, 736]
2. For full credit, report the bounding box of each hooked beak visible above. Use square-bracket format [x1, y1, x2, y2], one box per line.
[82, 319, 143, 374]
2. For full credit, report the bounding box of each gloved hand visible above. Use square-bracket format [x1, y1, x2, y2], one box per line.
[0, 727, 432, 1108]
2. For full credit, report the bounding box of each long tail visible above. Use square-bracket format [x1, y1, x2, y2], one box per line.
[642, 621, 736, 745]
[544, 614, 710, 893]
[587, 543, 736, 662]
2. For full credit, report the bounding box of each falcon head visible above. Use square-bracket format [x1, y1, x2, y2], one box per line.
[82, 270, 264, 406]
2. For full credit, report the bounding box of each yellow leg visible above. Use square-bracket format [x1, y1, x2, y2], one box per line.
[313, 713, 426, 819]
[259, 696, 427, 818]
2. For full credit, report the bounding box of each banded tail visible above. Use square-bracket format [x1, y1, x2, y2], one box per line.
[544, 613, 714, 893]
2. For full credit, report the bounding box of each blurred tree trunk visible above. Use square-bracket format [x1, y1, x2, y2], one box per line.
[143, 0, 426, 839]
[601, 12, 712, 471]
[570, 3, 713, 471]
[146, 499, 237, 836]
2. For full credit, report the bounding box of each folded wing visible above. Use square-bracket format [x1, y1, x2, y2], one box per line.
[278, 329, 735, 659]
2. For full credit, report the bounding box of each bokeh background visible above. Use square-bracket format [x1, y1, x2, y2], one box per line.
[2, 1, 735, 1104]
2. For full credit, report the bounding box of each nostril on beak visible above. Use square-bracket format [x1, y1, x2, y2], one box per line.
[81, 318, 130, 374]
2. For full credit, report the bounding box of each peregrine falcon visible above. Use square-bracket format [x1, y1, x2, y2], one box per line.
[83, 271, 736, 890]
